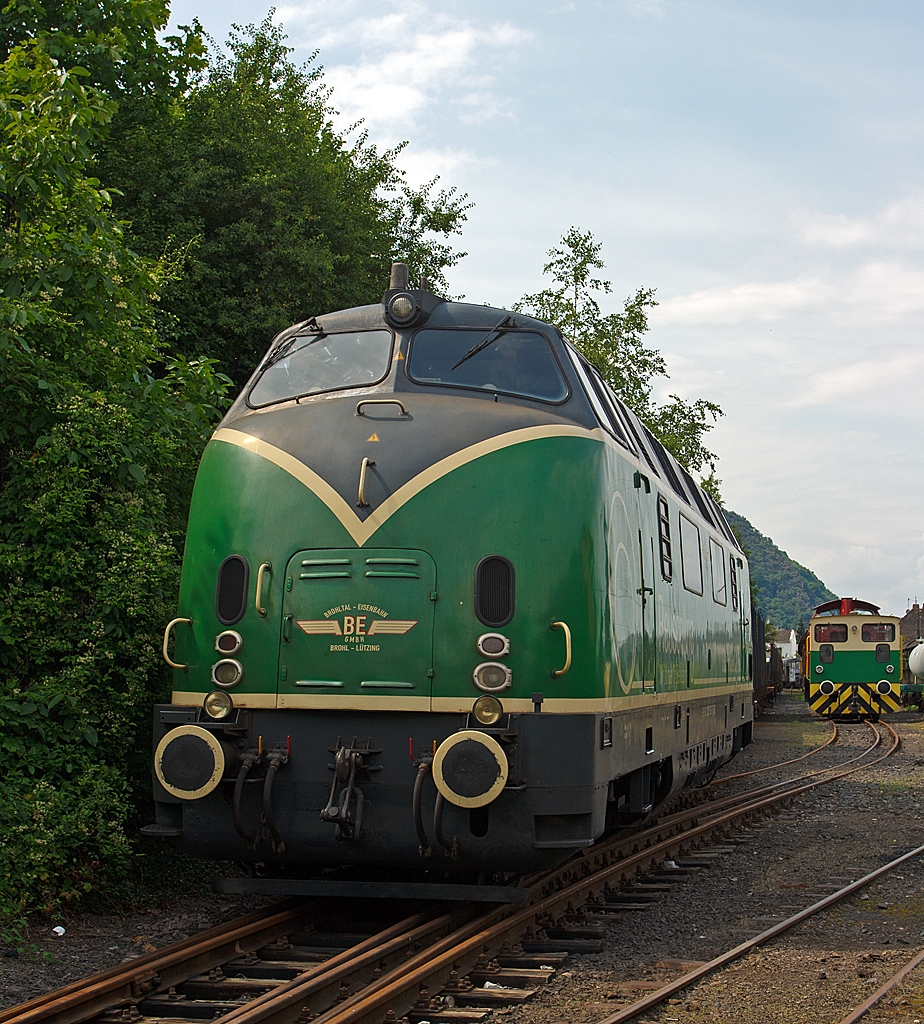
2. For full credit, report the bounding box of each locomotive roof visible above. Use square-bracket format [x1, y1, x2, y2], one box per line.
[279, 298, 553, 340]
[813, 598, 881, 617]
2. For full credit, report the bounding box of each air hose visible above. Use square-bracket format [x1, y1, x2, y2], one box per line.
[263, 751, 287, 854]
[232, 754, 258, 845]
[412, 760, 432, 858]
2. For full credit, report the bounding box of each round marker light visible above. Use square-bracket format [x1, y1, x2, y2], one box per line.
[204, 690, 233, 719]
[215, 630, 242, 655]
[472, 695, 503, 725]
[212, 658, 243, 689]
[815, 665, 824, 674]
[885, 664, 894, 673]
[388, 293, 417, 323]
[473, 661, 512, 693]
[820, 680, 835, 695]
[877, 680, 892, 695]
[477, 633, 510, 658]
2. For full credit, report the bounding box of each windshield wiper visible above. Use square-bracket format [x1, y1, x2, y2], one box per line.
[450, 314, 516, 371]
[263, 329, 326, 371]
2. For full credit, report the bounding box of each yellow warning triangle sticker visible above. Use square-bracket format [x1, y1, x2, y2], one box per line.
[366, 433, 380, 442]
[393, 351, 405, 360]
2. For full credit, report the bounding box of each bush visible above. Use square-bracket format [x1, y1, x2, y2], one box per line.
[0, 45, 229, 928]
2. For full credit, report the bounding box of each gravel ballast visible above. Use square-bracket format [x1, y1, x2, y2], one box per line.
[2, 692, 923, 1023]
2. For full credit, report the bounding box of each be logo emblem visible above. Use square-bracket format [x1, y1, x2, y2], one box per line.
[297, 616, 417, 637]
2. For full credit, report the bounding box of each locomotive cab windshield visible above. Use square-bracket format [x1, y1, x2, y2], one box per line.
[248, 328, 394, 407]
[407, 326, 569, 403]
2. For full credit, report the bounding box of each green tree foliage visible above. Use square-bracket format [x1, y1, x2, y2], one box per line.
[724, 511, 837, 629]
[0, 44, 229, 925]
[0, 0, 204, 99]
[515, 227, 723, 478]
[98, 18, 471, 384]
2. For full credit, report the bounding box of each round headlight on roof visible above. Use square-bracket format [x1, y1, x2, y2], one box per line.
[387, 293, 417, 324]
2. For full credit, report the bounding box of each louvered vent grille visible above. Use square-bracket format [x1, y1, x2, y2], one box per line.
[216, 555, 249, 625]
[475, 556, 514, 627]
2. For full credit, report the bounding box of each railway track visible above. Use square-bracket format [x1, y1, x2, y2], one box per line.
[2, 719, 900, 1024]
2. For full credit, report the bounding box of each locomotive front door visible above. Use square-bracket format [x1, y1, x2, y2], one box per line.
[277, 547, 436, 707]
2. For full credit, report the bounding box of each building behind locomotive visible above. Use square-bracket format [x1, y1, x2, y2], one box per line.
[805, 598, 901, 719]
[146, 265, 755, 881]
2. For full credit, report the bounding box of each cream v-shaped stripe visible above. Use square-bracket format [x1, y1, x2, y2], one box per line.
[211, 424, 602, 546]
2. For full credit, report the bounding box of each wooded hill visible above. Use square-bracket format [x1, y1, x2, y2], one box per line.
[725, 510, 836, 630]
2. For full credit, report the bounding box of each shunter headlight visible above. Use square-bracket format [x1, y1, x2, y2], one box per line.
[204, 690, 233, 719]
[473, 661, 512, 693]
[877, 680, 893, 695]
[820, 680, 835, 695]
[472, 695, 503, 726]
[212, 658, 243, 689]
[388, 293, 417, 323]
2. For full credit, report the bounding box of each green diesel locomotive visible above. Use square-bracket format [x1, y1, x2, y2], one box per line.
[146, 265, 754, 887]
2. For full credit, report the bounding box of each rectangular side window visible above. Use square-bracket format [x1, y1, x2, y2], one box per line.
[657, 495, 673, 581]
[709, 539, 727, 605]
[679, 514, 703, 595]
[729, 557, 739, 612]
[565, 348, 631, 448]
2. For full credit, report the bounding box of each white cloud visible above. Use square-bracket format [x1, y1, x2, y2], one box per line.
[625, 0, 665, 17]
[276, 3, 530, 134]
[792, 349, 924, 408]
[798, 192, 924, 251]
[654, 260, 924, 326]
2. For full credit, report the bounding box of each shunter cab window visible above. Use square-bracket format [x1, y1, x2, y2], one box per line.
[814, 623, 847, 642]
[408, 328, 568, 403]
[730, 558, 739, 613]
[876, 644, 891, 663]
[679, 514, 703, 595]
[862, 623, 895, 642]
[819, 644, 835, 663]
[248, 329, 394, 406]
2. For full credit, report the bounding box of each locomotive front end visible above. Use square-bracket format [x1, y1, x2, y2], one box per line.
[146, 271, 618, 875]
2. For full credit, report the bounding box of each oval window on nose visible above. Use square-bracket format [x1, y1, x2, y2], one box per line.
[216, 555, 250, 625]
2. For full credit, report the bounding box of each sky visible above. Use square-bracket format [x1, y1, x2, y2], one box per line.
[169, 0, 924, 617]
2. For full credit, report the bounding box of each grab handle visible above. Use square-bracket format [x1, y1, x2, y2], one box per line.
[163, 617, 192, 671]
[255, 561, 272, 617]
[356, 398, 408, 416]
[550, 620, 572, 678]
[357, 457, 375, 508]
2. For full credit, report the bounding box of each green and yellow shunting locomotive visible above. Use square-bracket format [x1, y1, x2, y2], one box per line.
[146, 265, 754, 886]
[804, 598, 901, 719]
